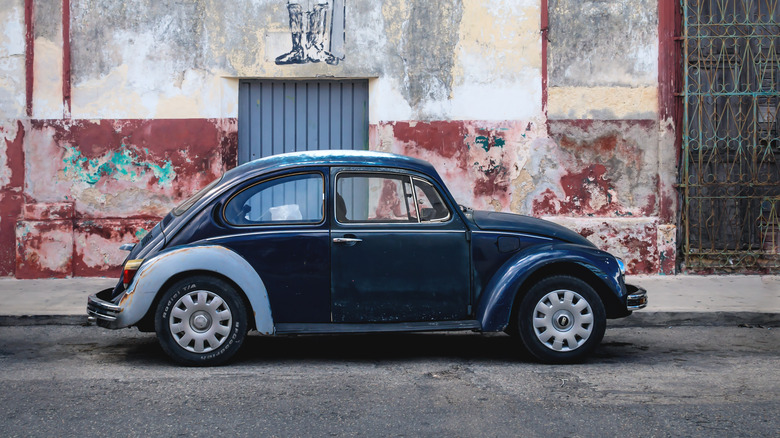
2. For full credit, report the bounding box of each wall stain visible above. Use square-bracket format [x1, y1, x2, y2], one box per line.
[62, 144, 176, 186]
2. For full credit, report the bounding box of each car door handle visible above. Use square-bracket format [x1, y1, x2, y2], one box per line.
[333, 237, 362, 244]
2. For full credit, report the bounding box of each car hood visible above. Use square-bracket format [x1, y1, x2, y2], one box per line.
[471, 210, 594, 247]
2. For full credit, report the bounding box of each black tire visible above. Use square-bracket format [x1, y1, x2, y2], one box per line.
[155, 276, 248, 366]
[517, 276, 606, 364]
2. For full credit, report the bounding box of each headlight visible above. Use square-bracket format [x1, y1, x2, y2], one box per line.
[616, 257, 626, 275]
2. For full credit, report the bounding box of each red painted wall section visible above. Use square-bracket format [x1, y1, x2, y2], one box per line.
[16, 219, 73, 279]
[371, 119, 673, 274]
[540, 120, 659, 217]
[4, 118, 238, 278]
[74, 218, 159, 277]
[25, 118, 237, 218]
[1, 121, 27, 276]
[372, 119, 662, 218]
[372, 120, 547, 212]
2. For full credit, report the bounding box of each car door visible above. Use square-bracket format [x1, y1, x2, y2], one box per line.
[216, 168, 331, 323]
[330, 169, 471, 323]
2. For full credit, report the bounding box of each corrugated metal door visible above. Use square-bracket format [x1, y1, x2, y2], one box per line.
[238, 80, 369, 164]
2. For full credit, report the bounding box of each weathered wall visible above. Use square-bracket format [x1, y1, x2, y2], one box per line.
[0, 0, 26, 118]
[542, 0, 677, 274]
[1, 0, 677, 277]
[13, 119, 236, 278]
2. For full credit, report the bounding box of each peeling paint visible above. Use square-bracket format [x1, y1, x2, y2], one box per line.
[23, 202, 74, 221]
[74, 219, 158, 276]
[25, 118, 236, 218]
[15, 220, 74, 278]
[373, 120, 546, 211]
[2, 0, 680, 277]
[543, 216, 662, 275]
[62, 144, 176, 186]
[2, 118, 236, 277]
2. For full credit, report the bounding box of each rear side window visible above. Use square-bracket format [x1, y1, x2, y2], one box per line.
[223, 173, 324, 226]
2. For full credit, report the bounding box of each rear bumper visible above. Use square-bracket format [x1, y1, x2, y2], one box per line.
[87, 287, 121, 328]
[626, 284, 648, 311]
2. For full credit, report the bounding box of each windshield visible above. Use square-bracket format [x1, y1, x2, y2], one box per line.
[171, 177, 222, 216]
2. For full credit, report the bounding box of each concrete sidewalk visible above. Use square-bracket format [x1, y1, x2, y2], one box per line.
[0, 276, 778, 327]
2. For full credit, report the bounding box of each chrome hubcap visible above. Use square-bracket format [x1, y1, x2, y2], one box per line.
[553, 310, 573, 331]
[533, 289, 594, 352]
[190, 312, 211, 332]
[169, 290, 233, 353]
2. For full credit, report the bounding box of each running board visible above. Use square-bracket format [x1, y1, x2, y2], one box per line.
[274, 320, 482, 335]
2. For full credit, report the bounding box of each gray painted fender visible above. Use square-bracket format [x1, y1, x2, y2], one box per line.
[475, 244, 623, 332]
[119, 245, 274, 334]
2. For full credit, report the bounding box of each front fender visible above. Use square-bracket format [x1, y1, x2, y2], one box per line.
[475, 244, 623, 332]
[121, 245, 274, 334]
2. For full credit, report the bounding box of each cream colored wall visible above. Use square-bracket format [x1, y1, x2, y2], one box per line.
[0, 0, 26, 119]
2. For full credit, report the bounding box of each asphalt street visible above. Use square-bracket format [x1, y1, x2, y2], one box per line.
[0, 324, 777, 437]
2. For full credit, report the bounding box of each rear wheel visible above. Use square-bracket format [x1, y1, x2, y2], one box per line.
[155, 276, 248, 366]
[517, 276, 605, 363]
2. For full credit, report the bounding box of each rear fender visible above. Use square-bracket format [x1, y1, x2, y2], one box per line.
[475, 244, 622, 332]
[124, 245, 274, 334]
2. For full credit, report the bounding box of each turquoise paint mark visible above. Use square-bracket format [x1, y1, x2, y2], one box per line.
[475, 136, 490, 152]
[135, 228, 148, 239]
[470, 135, 505, 153]
[62, 144, 176, 186]
[19, 224, 31, 238]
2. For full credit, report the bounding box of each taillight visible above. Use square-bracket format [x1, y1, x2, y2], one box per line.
[123, 259, 144, 289]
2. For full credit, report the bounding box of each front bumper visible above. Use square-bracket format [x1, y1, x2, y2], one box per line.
[625, 284, 648, 311]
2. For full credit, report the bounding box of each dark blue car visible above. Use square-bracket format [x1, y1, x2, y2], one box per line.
[88, 150, 647, 365]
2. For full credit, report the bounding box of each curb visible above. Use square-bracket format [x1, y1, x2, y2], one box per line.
[0, 315, 89, 327]
[609, 311, 780, 327]
[1, 312, 778, 328]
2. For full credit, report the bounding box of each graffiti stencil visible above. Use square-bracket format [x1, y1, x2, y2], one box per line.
[276, 0, 345, 65]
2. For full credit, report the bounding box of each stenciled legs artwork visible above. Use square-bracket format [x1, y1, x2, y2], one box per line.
[276, 0, 345, 65]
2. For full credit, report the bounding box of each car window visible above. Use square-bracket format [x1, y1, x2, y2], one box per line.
[413, 177, 451, 222]
[223, 173, 324, 226]
[335, 173, 450, 224]
[336, 173, 416, 223]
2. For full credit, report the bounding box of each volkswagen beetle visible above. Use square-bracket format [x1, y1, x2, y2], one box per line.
[88, 150, 647, 365]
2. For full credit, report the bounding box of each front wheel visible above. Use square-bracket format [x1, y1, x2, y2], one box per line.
[517, 276, 606, 363]
[155, 276, 248, 366]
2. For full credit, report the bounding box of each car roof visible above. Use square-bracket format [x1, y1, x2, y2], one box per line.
[220, 150, 440, 185]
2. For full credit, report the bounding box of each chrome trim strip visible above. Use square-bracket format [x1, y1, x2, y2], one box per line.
[412, 176, 452, 223]
[203, 229, 328, 241]
[333, 237, 363, 243]
[205, 229, 466, 241]
[471, 230, 554, 241]
[334, 229, 466, 234]
[275, 320, 482, 334]
[87, 308, 117, 322]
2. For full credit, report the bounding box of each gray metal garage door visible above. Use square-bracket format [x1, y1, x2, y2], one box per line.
[238, 80, 369, 164]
